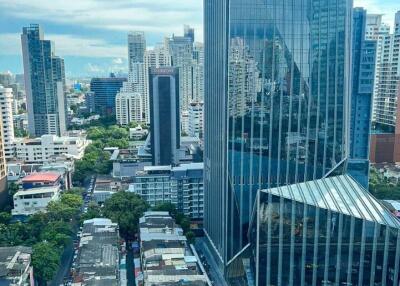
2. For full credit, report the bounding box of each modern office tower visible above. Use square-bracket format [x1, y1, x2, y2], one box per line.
[204, 0, 352, 279]
[21, 24, 67, 137]
[348, 8, 377, 189]
[90, 74, 126, 115]
[0, 113, 6, 207]
[167, 34, 194, 112]
[188, 102, 203, 138]
[371, 11, 400, 128]
[0, 85, 15, 159]
[247, 175, 400, 285]
[115, 92, 143, 126]
[128, 31, 146, 71]
[149, 67, 180, 166]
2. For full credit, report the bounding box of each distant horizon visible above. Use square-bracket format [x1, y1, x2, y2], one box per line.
[0, 0, 398, 77]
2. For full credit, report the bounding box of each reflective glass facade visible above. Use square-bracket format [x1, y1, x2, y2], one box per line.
[348, 8, 376, 189]
[231, 175, 400, 286]
[21, 24, 67, 136]
[204, 0, 352, 266]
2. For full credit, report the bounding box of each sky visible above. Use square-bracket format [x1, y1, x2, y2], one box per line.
[0, 0, 398, 77]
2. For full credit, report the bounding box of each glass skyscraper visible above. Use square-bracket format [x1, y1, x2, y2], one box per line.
[205, 0, 352, 265]
[21, 24, 67, 137]
[348, 8, 376, 189]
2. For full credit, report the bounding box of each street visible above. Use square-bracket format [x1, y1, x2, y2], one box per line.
[50, 175, 96, 286]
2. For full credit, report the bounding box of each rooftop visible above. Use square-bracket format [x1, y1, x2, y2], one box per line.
[22, 172, 61, 183]
[263, 175, 400, 228]
[0, 246, 32, 279]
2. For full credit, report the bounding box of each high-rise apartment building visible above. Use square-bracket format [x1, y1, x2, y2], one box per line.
[115, 92, 143, 126]
[188, 102, 203, 138]
[370, 11, 400, 127]
[0, 113, 6, 206]
[348, 8, 377, 189]
[90, 74, 126, 115]
[149, 67, 180, 166]
[128, 31, 146, 71]
[21, 24, 67, 137]
[0, 85, 15, 159]
[204, 0, 357, 283]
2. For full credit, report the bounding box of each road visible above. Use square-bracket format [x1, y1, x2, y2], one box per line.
[126, 243, 135, 286]
[50, 175, 95, 286]
[195, 238, 228, 286]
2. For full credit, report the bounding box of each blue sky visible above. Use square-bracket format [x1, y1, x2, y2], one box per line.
[0, 0, 398, 77]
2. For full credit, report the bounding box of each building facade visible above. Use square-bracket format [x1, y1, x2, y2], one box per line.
[12, 186, 60, 216]
[149, 67, 180, 166]
[0, 106, 6, 207]
[371, 11, 400, 128]
[128, 31, 146, 70]
[21, 24, 67, 137]
[227, 175, 400, 285]
[90, 75, 126, 115]
[204, 0, 352, 276]
[348, 8, 377, 189]
[188, 101, 204, 138]
[115, 91, 143, 125]
[14, 134, 90, 163]
[0, 85, 15, 159]
[129, 163, 204, 219]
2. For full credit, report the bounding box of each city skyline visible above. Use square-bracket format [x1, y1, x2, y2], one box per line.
[0, 0, 398, 76]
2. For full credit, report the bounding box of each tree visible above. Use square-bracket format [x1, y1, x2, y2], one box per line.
[32, 242, 60, 286]
[186, 231, 196, 244]
[103, 191, 148, 238]
[60, 193, 83, 210]
[0, 212, 11, 224]
[81, 201, 102, 222]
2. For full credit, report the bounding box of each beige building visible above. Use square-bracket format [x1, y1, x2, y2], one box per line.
[0, 105, 7, 207]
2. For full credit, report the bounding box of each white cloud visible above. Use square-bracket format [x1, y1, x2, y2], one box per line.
[0, 33, 127, 58]
[354, 0, 399, 28]
[112, 57, 124, 64]
[0, 0, 203, 41]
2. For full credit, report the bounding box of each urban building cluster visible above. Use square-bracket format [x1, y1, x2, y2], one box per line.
[1, 1, 400, 286]
[135, 211, 209, 285]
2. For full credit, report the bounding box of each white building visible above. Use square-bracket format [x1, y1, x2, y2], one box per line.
[12, 186, 60, 216]
[188, 102, 203, 138]
[181, 110, 189, 135]
[0, 85, 15, 159]
[366, 12, 400, 127]
[116, 92, 143, 125]
[14, 134, 90, 163]
[129, 163, 204, 219]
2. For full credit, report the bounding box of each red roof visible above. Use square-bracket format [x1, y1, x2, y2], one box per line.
[22, 172, 61, 183]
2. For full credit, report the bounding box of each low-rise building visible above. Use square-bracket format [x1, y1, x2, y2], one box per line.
[21, 172, 61, 189]
[12, 186, 61, 216]
[137, 212, 209, 286]
[74, 218, 120, 285]
[129, 163, 204, 220]
[110, 148, 151, 179]
[129, 126, 148, 141]
[14, 134, 90, 163]
[7, 160, 74, 189]
[0, 246, 33, 286]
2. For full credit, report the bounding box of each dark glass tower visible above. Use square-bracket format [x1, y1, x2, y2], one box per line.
[90, 74, 126, 115]
[149, 67, 180, 166]
[348, 8, 376, 189]
[204, 0, 352, 273]
[21, 24, 67, 136]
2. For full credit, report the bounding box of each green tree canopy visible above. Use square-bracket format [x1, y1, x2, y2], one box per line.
[103, 191, 148, 238]
[32, 242, 60, 286]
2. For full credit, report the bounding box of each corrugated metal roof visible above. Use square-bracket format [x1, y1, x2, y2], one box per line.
[263, 175, 400, 228]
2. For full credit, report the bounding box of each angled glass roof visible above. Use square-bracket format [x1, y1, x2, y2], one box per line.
[264, 175, 400, 228]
